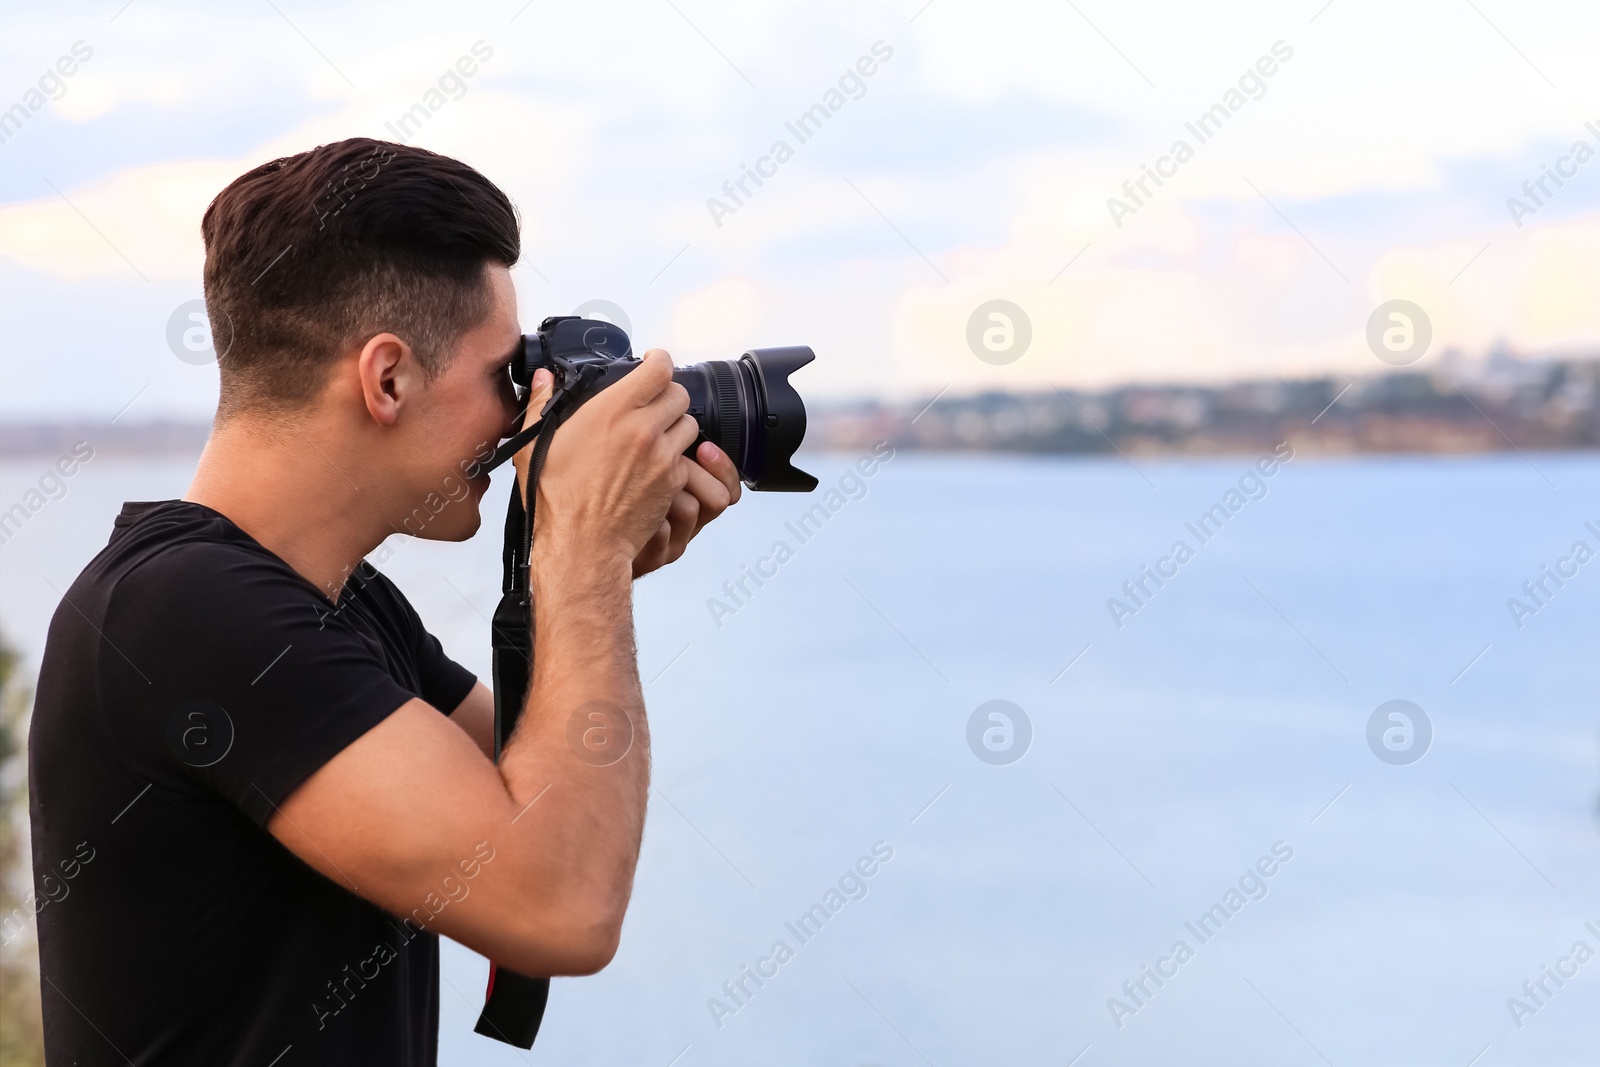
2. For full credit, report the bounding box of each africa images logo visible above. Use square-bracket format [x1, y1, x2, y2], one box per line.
[166, 700, 235, 768]
[966, 700, 1031, 765]
[1365, 700, 1431, 766]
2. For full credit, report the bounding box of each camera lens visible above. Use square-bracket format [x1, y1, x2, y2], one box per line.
[675, 347, 817, 492]
[503, 317, 817, 492]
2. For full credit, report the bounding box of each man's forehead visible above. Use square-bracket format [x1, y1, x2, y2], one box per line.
[482, 266, 521, 354]
[487, 263, 518, 305]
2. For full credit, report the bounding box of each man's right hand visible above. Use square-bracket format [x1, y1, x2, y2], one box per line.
[267, 359, 698, 980]
[513, 350, 699, 574]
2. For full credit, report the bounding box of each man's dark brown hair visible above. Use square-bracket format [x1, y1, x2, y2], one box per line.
[201, 137, 520, 419]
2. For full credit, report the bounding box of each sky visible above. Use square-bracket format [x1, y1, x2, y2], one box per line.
[1, 0, 1598, 420]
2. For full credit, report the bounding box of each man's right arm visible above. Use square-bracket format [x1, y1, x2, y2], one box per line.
[267, 351, 697, 975]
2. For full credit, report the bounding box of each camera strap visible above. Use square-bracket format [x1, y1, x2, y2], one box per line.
[473, 389, 570, 1049]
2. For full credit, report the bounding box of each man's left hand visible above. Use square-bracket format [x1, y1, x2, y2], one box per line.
[633, 441, 742, 578]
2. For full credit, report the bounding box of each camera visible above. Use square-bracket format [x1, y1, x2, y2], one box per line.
[513, 315, 818, 492]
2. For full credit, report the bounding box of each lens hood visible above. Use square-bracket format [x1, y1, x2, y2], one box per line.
[743, 347, 818, 492]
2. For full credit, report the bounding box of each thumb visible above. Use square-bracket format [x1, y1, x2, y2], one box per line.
[513, 368, 557, 493]
[524, 368, 555, 427]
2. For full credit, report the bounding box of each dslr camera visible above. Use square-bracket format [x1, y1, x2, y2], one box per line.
[511, 315, 818, 492]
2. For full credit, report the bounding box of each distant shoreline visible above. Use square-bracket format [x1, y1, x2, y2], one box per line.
[2, 420, 1594, 462]
[4, 352, 1595, 460]
[812, 352, 1599, 458]
[0, 421, 211, 459]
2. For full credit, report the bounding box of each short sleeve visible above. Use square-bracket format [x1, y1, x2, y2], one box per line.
[359, 566, 477, 715]
[102, 542, 425, 828]
[414, 625, 477, 715]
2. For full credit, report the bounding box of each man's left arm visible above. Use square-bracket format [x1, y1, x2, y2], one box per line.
[449, 682, 498, 759]
[448, 439, 743, 758]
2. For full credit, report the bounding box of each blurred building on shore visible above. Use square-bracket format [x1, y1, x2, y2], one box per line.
[810, 348, 1600, 456]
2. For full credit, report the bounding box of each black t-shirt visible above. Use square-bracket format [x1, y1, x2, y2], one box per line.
[28, 499, 478, 1065]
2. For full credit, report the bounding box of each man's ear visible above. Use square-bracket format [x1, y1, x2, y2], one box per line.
[356, 333, 417, 426]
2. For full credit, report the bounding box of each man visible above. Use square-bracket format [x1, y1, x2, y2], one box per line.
[27, 137, 740, 1063]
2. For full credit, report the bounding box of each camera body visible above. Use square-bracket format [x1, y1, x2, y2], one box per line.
[515, 316, 818, 492]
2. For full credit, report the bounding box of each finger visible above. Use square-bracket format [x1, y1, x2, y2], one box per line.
[664, 490, 699, 562]
[662, 413, 701, 459]
[637, 380, 691, 435]
[695, 441, 743, 506]
[522, 368, 554, 429]
[513, 368, 555, 502]
[649, 495, 694, 572]
[681, 460, 732, 530]
[512, 369, 554, 468]
[610, 349, 676, 405]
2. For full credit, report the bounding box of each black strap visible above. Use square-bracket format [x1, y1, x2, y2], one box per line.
[483, 419, 544, 476]
[475, 397, 568, 1047]
[474, 967, 550, 1047]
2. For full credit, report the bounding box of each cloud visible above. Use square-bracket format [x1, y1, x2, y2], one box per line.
[883, 179, 1600, 393]
[2, 0, 1598, 418]
[0, 90, 591, 282]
